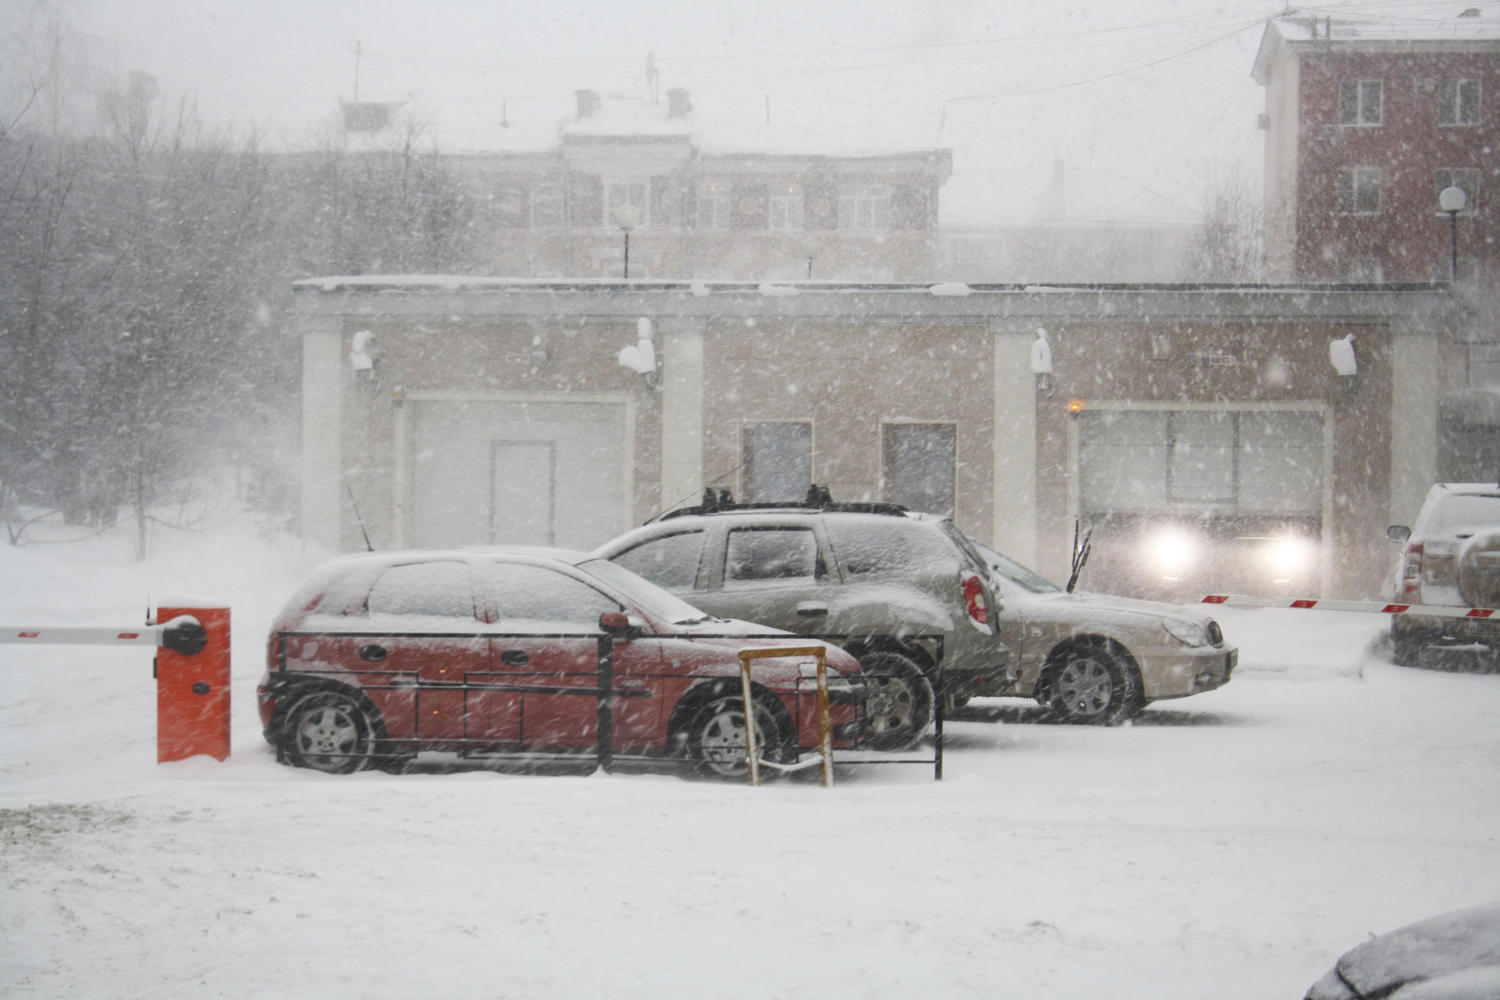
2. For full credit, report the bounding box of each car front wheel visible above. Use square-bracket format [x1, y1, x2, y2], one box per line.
[282, 691, 378, 774]
[1041, 646, 1141, 726]
[686, 692, 790, 780]
[859, 651, 934, 751]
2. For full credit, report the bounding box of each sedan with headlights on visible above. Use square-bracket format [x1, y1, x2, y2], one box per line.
[971, 542, 1236, 725]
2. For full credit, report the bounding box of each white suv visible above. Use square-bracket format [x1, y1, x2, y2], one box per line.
[1386, 483, 1500, 665]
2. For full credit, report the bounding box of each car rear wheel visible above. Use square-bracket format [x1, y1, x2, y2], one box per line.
[859, 651, 934, 751]
[686, 692, 790, 780]
[1041, 646, 1141, 726]
[282, 691, 378, 774]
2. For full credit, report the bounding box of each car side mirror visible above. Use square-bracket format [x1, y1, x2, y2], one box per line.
[1386, 525, 1411, 543]
[599, 611, 641, 636]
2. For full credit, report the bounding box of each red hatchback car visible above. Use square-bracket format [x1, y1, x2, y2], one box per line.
[258, 549, 864, 778]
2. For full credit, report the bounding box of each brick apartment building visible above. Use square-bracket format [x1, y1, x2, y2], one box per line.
[1253, 10, 1500, 482]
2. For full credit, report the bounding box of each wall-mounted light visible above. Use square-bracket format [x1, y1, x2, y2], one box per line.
[618, 316, 659, 390]
[1328, 333, 1357, 394]
[350, 329, 376, 378]
[1031, 327, 1054, 395]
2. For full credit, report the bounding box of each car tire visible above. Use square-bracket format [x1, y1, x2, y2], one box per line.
[282, 691, 379, 774]
[1392, 635, 1424, 667]
[685, 691, 791, 780]
[859, 651, 934, 751]
[1040, 645, 1141, 726]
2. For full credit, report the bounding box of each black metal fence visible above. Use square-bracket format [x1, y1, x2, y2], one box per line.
[267, 629, 943, 780]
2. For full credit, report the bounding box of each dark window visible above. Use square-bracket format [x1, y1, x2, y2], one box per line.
[1437, 78, 1481, 126]
[1337, 168, 1380, 214]
[480, 563, 619, 629]
[883, 423, 956, 515]
[367, 561, 475, 619]
[743, 422, 811, 502]
[1338, 79, 1382, 125]
[725, 528, 820, 585]
[612, 531, 706, 591]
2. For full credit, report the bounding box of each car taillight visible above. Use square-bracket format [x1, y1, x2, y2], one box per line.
[961, 572, 989, 629]
[1401, 543, 1423, 596]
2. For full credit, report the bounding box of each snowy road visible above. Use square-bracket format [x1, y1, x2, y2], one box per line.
[2, 530, 1498, 999]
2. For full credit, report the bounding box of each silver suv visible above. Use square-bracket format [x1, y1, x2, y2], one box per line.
[595, 490, 1016, 749]
[1386, 482, 1500, 665]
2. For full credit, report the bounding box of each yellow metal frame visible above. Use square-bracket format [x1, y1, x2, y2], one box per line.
[736, 646, 834, 788]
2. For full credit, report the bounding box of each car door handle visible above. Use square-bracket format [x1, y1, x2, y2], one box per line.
[500, 648, 530, 666]
[795, 603, 829, 618]
[359, 644, 387, 662]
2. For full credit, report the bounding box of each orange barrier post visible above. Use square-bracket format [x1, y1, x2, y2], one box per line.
[154, 605, 231, 762]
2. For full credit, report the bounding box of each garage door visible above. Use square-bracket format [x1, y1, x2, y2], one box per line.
[406, 398, 630, 550]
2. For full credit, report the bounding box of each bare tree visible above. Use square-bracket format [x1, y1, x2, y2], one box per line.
[1182, 168, 1266, 282]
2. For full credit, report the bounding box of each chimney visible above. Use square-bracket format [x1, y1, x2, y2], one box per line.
[575, 89, 600, 119]
[667, 87, 692, 119]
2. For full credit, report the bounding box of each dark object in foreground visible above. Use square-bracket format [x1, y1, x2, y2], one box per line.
[1302, 901, 1500, 1000]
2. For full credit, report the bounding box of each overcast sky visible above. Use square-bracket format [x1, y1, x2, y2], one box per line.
[12, 0, 1496, 220]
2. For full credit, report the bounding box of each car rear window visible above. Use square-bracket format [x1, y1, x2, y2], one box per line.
[824, 518, 957, 576]
[366, 560, 476, 619]
[1425, 493, 1500, 535]
[725, 527, 820, 585]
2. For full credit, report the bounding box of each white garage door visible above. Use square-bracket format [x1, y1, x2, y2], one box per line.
[406, 398, 630, 550]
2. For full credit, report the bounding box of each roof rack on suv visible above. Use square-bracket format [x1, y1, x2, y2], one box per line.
[657, 484, 910, 521]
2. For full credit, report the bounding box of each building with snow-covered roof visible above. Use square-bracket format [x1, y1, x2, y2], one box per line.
[399, 86, 953, 282]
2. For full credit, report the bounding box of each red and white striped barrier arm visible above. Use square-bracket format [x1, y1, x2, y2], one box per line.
[2, 625, 162, 645]
[1201, 595, 1496, 620]
[1, 616, 204, 651]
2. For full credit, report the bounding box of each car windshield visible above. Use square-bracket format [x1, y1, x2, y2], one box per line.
[971, 540, 1063, 593]
[578, 557, 720, 624]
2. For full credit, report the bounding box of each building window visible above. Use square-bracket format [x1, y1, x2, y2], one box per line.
[838, 184, 891, 231]
[1337, 167, 1381, 214]
[1079, 410, 1323, 517]
[1437, 78, 1481, 125]
[1338, 79, 1383, 126]
[742, 422, 811, 502]
[769, 187, 803, 231]
[531, 183, 563, 228]
[1435, 168, 1479, 214]
[882, 422, 955, 515]
[607, 180, 649, 228]
[697, 185, 732, 230]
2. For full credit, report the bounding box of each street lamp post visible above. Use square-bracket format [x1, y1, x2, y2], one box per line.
[1439, 185, 1467, 282]
[612, 203, 640, 278]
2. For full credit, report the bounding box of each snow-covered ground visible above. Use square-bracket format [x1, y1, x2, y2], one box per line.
[2, 516, 1497, 999]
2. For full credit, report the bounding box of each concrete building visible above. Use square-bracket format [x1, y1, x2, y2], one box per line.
[296, 278, 1462, 602]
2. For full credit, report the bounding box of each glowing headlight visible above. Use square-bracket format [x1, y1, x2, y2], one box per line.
[1147, 527, 1197, 577]
[1162, 618, 1209, 647]
[1265, 536, 1315, 577]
